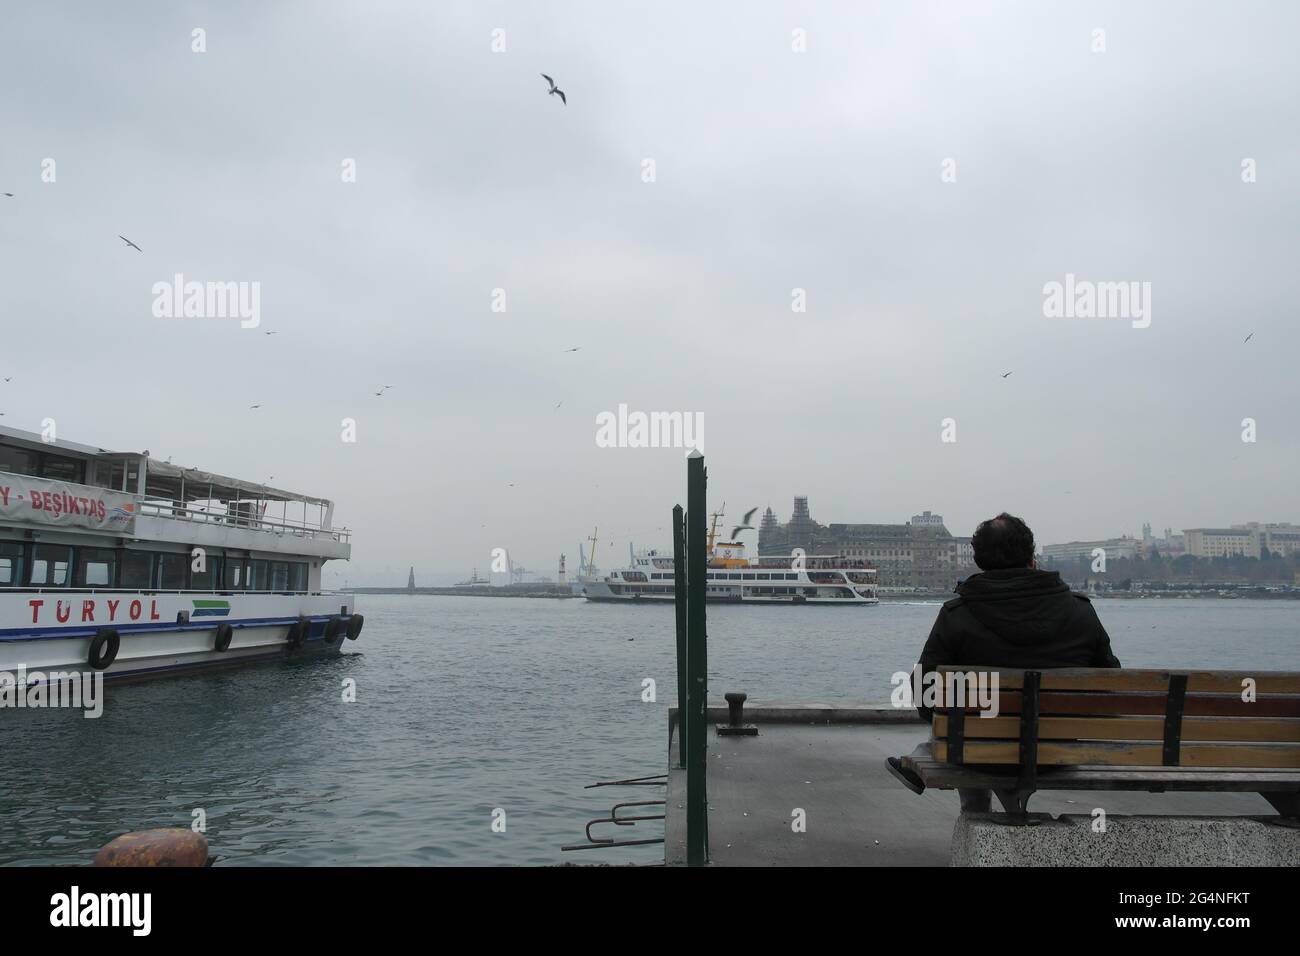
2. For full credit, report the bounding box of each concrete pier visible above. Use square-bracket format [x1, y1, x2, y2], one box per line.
[953, 813, 1300, 866]
[664, 701, 1280, 866]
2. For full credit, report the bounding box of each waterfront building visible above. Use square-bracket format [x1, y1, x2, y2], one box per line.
[1040, 536, 1141, 565]
[1184, 523, 1300, 559]
[757, 498, 977, 591]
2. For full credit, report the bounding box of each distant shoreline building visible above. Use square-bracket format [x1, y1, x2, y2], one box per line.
[757, 499, 976, 591]
[1040, 521, 1298, 565]
[1184, 523, 1300, 559]
[1040, 536, 1142, 566]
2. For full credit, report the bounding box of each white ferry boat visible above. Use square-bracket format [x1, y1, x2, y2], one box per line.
[0, 425, 360, 682]
[583, 514, 878, 605]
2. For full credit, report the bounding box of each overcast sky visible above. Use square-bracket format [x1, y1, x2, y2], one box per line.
[2, 1, 1297, 585]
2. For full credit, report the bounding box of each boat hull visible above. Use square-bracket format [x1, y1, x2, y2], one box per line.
[0, 591, 357, 682]
[583, 580, 877, 606]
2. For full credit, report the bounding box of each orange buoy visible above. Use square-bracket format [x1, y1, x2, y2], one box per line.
[93, 828, 209, 867]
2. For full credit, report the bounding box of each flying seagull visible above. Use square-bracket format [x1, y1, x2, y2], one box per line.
[264, 330, 280, 336]
[374, 385, 394, 396]
[2, 193, 12, 198]
[249, 403, 262, 410]
[1000, 371, 1013, 379]
[541, 74, 566, 105]
[730, 507, 759, 539]
[554, 401, 563, 410]
[563, 347, 580, 352]
[1244, 332, 1254, 343]
[118, 235, 142, 252]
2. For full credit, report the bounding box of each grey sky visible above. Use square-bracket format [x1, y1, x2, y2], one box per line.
[2, 1, 1297, 585]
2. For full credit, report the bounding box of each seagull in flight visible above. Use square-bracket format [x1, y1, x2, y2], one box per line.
[374, 385, 394, 396]
[1000, 371, 1013, 379]
[118, 235, 142, 252]
[730, 507, 759, 539]
[554, 401, 563, 410]
[249, 403, 262, 410]
[563, 347, 581, 352]
[2, 193, 12, 198]
[264, 330, 280, 336]
[1244, 332, 1254, 343]
[541, 74, 566, 105]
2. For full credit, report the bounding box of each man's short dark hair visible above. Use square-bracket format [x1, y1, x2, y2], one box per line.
[971, 513, 1035, 570]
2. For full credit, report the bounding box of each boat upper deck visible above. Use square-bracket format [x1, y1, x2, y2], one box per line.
[0, 425, 349, 560]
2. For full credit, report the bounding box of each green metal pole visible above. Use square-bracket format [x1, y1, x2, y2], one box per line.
[672, 504, 688, 769]
[685, 450, 708, 866]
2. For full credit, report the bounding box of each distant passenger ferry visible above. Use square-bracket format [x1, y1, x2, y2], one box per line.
[0, 425, 360, 682]
[583, 513, 878, 605]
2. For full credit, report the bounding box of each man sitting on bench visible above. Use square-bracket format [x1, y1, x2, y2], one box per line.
[915, 512, 1122, 812]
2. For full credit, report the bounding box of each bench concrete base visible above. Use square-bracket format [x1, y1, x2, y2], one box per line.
[952, 813, 1300, 866]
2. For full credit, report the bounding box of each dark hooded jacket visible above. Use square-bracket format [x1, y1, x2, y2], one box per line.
[915, 567, 1120, 722]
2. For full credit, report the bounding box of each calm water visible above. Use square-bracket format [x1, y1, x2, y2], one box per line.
[1, 595, 1296, 866]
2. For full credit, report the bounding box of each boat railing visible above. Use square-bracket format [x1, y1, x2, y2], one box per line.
[135, 499, 351, 544]
[11, 587, 333, 596]
[0, 468, 350, 544]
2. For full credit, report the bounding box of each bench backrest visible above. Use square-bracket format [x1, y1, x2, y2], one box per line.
[929, 666, 1300, 770]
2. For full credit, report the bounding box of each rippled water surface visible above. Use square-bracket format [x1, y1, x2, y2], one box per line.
[1, 595, 1296, 865]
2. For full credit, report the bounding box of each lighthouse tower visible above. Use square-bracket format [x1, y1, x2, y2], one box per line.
[407, 566, 415, 593]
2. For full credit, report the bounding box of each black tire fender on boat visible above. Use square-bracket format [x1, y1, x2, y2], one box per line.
[88, 628, 120, 670]
[214, 622, 234, 653]
[345, 614, 364, 641]
[286, 616, 311, 648]
[324, 617, 344, 642]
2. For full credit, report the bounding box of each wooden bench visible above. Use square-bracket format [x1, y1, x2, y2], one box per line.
[886, 666, 1300, 822]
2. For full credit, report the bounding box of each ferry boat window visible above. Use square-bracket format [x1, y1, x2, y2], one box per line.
[29, 544, 72, 587]
[269, 561, 290, 591]
[289, 563, 307, 592]
[224, 558, 247, 590]
[0, 542, 23, 586]
[40, 454, 85, 484]
[248, 560, 269, 590]
[92, 459, 126, 490]
[0, 445, 38, 476]
[190, 552, 223, 590]
[155, 552, 187, 590]
[120, 551, 153, 588]
[75, 548, 117, 588]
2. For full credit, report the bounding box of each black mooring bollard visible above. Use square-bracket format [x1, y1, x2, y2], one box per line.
[718, 691, 758, 737]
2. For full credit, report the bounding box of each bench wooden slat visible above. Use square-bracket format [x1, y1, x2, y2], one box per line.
[939, 691, 1300, 718]
[934, 666, 1300, 695]
[932, 714, 1300, 743]
[931, 739, 1300, 769]
[898, 744, 1300, 792]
